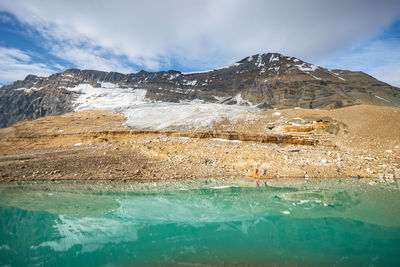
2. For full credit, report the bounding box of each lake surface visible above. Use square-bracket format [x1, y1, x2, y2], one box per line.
[0, 178, 399, 266]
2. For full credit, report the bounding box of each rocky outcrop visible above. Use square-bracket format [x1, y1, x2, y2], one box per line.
[1, 52, 399, 128]
[0, 87, 75, 128]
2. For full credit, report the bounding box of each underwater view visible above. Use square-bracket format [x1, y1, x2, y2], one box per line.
[0, 178, 399, 266]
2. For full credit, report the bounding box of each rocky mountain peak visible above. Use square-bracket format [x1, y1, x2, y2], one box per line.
[238, 52, 285, 64]
[0, 52, 399, 128]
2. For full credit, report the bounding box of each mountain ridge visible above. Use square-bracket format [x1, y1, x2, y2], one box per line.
[1, 52, 399, 128]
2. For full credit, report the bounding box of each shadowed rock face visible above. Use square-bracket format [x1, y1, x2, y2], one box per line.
[1, 52, 399, 128]
[0, 88, 75, 128]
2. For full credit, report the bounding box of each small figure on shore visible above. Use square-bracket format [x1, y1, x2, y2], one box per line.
[263, 169, 267, 176]
[255, 168, 259, 175]
[256, 180, 259, 187]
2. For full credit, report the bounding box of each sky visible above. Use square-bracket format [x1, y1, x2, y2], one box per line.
[0, 0, 400, 86]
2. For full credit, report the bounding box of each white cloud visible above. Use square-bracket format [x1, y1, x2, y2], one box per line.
[0, 0, 400, 73]
[0, 46, 58, 84]
[50, 45, 135, 73]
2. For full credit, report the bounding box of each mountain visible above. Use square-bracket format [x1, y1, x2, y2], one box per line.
[1, 52, 399, 128]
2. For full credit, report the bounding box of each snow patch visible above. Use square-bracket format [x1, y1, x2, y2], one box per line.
[213, 96, 227, 102]
[15, 87, 42, 93]
[329, 71, 346, 81]
[123, 102, 256, 130]
[268, 66, 280, 72]
[168, 73, 180, 80]
[375, 95, 391, 103]
[183, 79, 197, 86]
[66, 84, 147, 112]
[296, 63, 318, 72]
[256, 54, 265, 68]
[272, 112, 281, 116]
[269, 54, 280, 62]
[234, 93, 244, 104]
[230, 62, 242, 67]
[310, 74, 321, 80]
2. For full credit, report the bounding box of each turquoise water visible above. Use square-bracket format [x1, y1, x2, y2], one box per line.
[0, 179, 399, 266]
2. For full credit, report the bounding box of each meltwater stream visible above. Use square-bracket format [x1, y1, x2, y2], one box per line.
[0, 179, 399, 266]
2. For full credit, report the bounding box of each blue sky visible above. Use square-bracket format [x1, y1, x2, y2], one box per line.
[317, 20, 400, 86]
[0, 0, 400, 86]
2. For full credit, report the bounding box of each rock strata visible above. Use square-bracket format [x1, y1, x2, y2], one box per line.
[0, 106, 398, 183]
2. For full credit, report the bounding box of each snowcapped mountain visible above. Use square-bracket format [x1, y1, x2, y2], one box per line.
[0, 52, 399, 128]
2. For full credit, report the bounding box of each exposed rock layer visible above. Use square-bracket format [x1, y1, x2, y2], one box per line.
[0, 106, 398, 182]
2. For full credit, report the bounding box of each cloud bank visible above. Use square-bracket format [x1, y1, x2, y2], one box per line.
[0, 0, 400, 85]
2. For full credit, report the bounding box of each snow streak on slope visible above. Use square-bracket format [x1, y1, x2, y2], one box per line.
[296, 63, 318, 72]
[66, 83, 257, 130]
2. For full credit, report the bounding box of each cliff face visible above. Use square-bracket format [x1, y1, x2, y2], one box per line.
[0, 87, 75, 128]
[1, 52, 399, 128]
